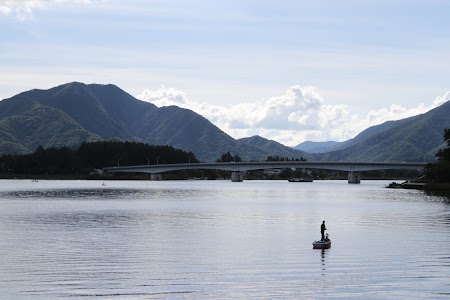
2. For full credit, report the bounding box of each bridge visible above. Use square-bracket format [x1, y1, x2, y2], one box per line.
[102, 161, 428, 183]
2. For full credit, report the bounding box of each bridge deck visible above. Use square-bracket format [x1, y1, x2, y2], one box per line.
[103, 161, 428, 174]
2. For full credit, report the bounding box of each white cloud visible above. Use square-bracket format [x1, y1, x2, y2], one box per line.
[0, 0, 97, 20]
[432, 91, 450, 107]
[137, 86, 190, 108]
[138, 86, 450, 146]
[0, 4, 11, 15]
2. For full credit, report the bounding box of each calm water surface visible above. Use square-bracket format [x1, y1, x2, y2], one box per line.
[0, 179, 449, 299]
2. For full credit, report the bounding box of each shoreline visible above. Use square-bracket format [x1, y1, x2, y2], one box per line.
[387, 180, 450, 192]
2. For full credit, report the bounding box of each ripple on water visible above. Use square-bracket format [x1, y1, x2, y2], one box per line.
[0, 180, 450, 299]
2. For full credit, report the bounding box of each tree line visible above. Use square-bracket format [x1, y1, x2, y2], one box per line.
[216, 152, 307, 163]
[0, 141, 198, 177]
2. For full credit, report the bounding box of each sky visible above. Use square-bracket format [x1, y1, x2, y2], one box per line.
[1, 0, 449, 146]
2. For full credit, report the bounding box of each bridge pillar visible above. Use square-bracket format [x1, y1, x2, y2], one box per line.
[231, 171, 244, 182]
[151, 173, 162, 181]
[348, 171, 361, 184]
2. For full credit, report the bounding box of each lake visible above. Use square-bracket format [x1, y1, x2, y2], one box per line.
[0, 179, 449, 299]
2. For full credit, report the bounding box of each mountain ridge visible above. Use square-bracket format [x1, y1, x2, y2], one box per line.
[0, 82, 299, 161]
[0, 81, 448, 163]
[238, 135, 315, 161]
[315, 102, 450, 162]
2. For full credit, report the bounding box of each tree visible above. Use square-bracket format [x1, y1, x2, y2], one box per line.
[425, 128, 450, 182]
[435, 128, 450, 162]
[217, 152, 242, 162]
[266, 155, 306, 161]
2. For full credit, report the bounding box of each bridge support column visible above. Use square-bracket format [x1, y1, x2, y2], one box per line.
[151, 173, 162, 181]
[348, 171, 361, 184]
[231, 171, 244, 182]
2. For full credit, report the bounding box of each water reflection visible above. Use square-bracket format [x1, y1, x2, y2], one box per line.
[320, 249, 328, 276]
[424, 190, 450, 203]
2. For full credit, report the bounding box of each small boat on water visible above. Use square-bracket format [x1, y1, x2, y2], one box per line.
[312, 239, 331, 249]
[312, 234, 331, 249]
[288, 178, 313, 182]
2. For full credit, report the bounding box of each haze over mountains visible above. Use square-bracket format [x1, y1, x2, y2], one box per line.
[0, 82, 448, 162]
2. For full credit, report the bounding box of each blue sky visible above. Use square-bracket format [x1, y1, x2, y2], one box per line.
[1, 0, 449, 146]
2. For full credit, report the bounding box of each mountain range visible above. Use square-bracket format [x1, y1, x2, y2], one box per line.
[0, 82, 448, 162]
[0, 82, 310, 162]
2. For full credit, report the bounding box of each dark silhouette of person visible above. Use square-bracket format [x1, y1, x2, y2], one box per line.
[321, 221, 327, 241]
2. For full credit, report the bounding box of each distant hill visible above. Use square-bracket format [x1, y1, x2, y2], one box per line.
[0, 82, 283, 162]
[293, 141, 342, 153]
[331, 116, 420, 153]
[238, 135, 315, 160]
[294, 116, 420, 154]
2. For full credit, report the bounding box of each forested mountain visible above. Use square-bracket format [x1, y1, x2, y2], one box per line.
[238, 135, 315, 161]
[294, 116, 420, 154]
[247, 102, 449, 162]
[317, 101, 450, 162]
[0, 82, 281, 161]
